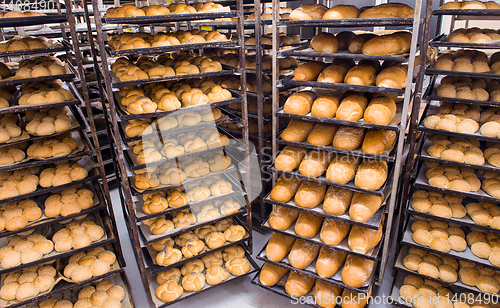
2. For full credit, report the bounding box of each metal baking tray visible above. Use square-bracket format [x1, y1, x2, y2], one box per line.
[402, 216, 500, 271]
[0, 64, 75, 87]
[260, 216, 382, 260]
[0, 40, 71, 58]
[263, 190, 387, 230]
[389, 271, 418, 308]
[281, 79, 406, 95]
[280, 48, 409, 63]
[256, 239, 375, 294]
[0, 14, 67, 27]
[143, 217, 251, 274]
[278, 18, 414, 27]
[147, 250, 258, 308]
[107, 40, 238, 57]
[102, 11, 236, 24]
[0, 94, 80, 116]
[268, 163, 393, 197]
[426, 67, 500, 80]
[432, 9, 500, 16]
[430, 33, 500, 49]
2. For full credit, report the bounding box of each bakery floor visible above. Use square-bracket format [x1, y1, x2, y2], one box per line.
[110, 189, 398, 307]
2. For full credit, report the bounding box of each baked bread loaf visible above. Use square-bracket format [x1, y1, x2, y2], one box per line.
[275, 146, 308, 172]
[348, 34, 377, 54]
[294, 181, 327, 209]
[298, 150, 333, 177]
[316, 247, 347, 278]
[310, 94, 341, 118]
[289, 4, 328, 20]
[344, 64, 377, 86]
[354, 160, 388, 191]
[323, 5, 359, 19]
[283, 91, 317, 115]
[280, 119, 315, 142]
[317, 63, 349, 83]
[313, 280, 343, 308]
[288, 239, 320, 269]
[325, 154, 360, 184]
[320, 218, 351, 246]
[362, 129, 397, 155]
[362, 32, 412, 56]
[376, 65, 408, 89]
[310, 33, 338, 53]
[348, 221, 383, 254]
[336, 93, 368, 122]
[269, 205, 300, 230]
[323, 186, 354, 215]
[332, 126, 366, 150]
[341, 255, 374, 288]
[269, 175, 301, 203]
[266, 232, 296, 262]
[293, 61, 328, 81]
[363, 96, 397, 125]
[285, 271, 315, 297]
[259, 262, 289, 287]
[294, 211, 324, 238]
[349, 193, 384, 223]
[358, 3, 414, 18]
[307, 123, 338, 146]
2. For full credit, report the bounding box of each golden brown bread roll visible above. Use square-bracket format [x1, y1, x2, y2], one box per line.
[332, 126, 366, 150]
[311, 94, 341, 118]
[349, 193, 384, 223]
[310, 33, 338, 53]
[269, 176, 301, 203]
[354, 160, 388, 191]
[341, 255, 374, 288]
[348, 34, 377, 54]
[322, 5, 359, 19]
[336, 31, 356, 51]
[289, 4, 328, 20]
[326, 154, 360, 184]
[288, 239, 320, 269]
[259, 262, 289, 287]
[313, 281, 343, 308]
[283, 91, 317, 115]
[269, 205, 300, 230]
[266, 232, 296, 262]
[275, 146, 308, 172]
[358, 3, 414, 18]
[293, 61, 328, 81]
[336, 93, 369, 122]
[348, 221, 383, 254]
[363, 96, 397, 125]
[376, 65, 407, 89]
[307, 123, 339, 146]
[320, 218, 352, 245]
[298, 150, 334, 178]
[280, 119, 315, 142]
[316, 247, 347, 278]
[285, 271, 315, 297]
[317, 63, 349, 83]
[294, 181, 327, 209]
[362, 32, 412, 56]
[323, 186, 354, 215]
[361, 129, 397, 155]
[344, 64, 377, 86]
[294, 212, 324, 238]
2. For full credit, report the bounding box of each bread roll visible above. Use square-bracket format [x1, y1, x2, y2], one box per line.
[348, 221, 383, 254]
[326, 154, 360, 184]
[354, 160, 388, 191]
[362, 32, 412, 56]
[289, 4, 328, 20]
[323, 186, 354, 215]
[293, 61, 327, 81]
[344, 65, 377, 86]
[341, 255, 374, 288]
[259, 262, 289, 287]
[349, 193, 384, 223]
[336, 31, 356, 50]
[275, 146, 308, 172]
[307, 123, 338, 146]
[269, 205, 300, 230]
[294, 212, 324, 238]
[316, 247, 347, 278]
[313, 280, 343, 308]
[363, 96, 397, 125]
[336, 93, 368, 122]
[294, 181, 327, 209]
[376, 65, 407, 89]
[288, 239, 320, 269]
[270, 176, 301, 203]
[311, 94, 341, 118]
[310, 33, 338, 53]
[332, 126, 366, 150]
[317, 63, 349, 83]
[280, 119, 315, 142]
[322, 5, 359, 19]
[361, 129, 397, 155]
[266, 232, 296, 262]
[348, 34, 377, 54]
[285, 271, 315, 297]
[284, 91, 317, 115]
[298, 150, 333, 177]
[320, 218, 352, 245]
[358, 3, 414, 18]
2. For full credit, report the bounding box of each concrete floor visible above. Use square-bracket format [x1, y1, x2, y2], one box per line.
[110, 189, 396, 308]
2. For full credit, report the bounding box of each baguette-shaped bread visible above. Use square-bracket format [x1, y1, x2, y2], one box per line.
[361, 129, 397, 155]
[293, 61, 327, 81]
[320, 218, 352, 245]
[322, 4, 359, 19]
[311, 94, 341, 118]
[349, 192, 384, 223]
[362, 32, 412, 56]
[269, 205, 300, 230]
[288, 239, 320, 269]
[266, 232, 296, 262]
[289, 4, 328, 20]
[376, 65, 407, 89]
[294, 211, 324, 238]
[332, 126, 366, 150]
[336, 31, 356, 50]
[275, 146, 308, 172]
[294, 180, 328, 209]
[283, 91, 317, 115]
[317, 63, 349, 83]
[341, 255, 374, 288]
[344, 65, 377, 86]
[307, 123, 339, 146]
[310, 32, 338, 53]
[348, 34, 377, 54]
[315, 247, 348, 278]
[298, 150, 334, 178]
[259, 262, 289, 287]
[325, 154, 360, 184]
[336, 93, 368, 121]
[280, 119, 315, 142]
[363, 96, 397, 125]
[358, 3, 414, 18]
[285, 271, 315, 297]
[341, 289, 370, 308]
[313, 280, 343, 308]
[323, 186, 354, 215]
[348, 221, 383, 254]
[269, 175, 301, 203]
[354, 160, 388, 191]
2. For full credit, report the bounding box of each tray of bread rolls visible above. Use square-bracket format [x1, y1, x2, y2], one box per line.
[0, 181, 106, 239]
[0, 41, 71, 59]
[102, 11, 236, 24]
[278, 18, 413, 27]
[402, 216, 500, 272]
[433, 9, 500, 16]
[0, 211, 115, 275]
[281, 79, 406, 96]
[394, 245, 500, 297]
[430, 33, 500, 49]
[280, 48, 409, 63]
[137, 197, 246, 245]
[143, 217, 251, 274]
[426, 67, 500, 80]
[148, 248, 257, 307]
[0, 14, 67, 28]
[0, 62, 75, 87]
[261, 215, 383, 260]
[256, 238, 376, 294]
